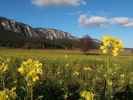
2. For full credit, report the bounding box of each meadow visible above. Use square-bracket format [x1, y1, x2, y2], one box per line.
[0, 48, 133, 100]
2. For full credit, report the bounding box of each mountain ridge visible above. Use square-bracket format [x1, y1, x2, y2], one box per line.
[0, 16, 74, 40]
[0, 16, 100, 49]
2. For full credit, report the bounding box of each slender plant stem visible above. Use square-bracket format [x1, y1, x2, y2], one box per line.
[106, 55, 112, 100]
[2, 75, 5, 89]
[30, 86, 33, 100]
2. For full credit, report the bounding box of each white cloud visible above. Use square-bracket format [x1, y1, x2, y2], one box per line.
[32, 0, 86, 6]
[112, 17, 133, 27]
[79, 14, 108, 27]
[112, 17, 129, 25]
[124, 22, 133, 27]
[79, 14, 133, 28]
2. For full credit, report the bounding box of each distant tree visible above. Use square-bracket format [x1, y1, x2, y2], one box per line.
[80, 35, 96, 53]
[71, 39, 81, 49]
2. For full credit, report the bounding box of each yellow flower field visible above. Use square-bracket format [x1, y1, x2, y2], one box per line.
[0, 36, 132, 100]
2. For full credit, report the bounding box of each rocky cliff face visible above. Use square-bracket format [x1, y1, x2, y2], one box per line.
[34, 28, 74, 40]
[0, 17, 73, 42]
[0, 17, 100, 49]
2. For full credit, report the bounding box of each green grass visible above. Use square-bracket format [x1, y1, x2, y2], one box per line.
[0, 48, 81, 57]
[0, 48, 131, 58]
[0, 48, 132, 64]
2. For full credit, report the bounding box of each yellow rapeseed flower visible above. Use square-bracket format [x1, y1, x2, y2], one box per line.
[84, 67, 92, 71]
[100, 35, 123, 56]
[80, 90, 94, 100]
[0, 62, 8, 75]
[73, 71, 79, 76]
[65, 54, 68, 59]
[18, 59, 43, 86]
[0, 90, 9, 100]
[0, 88, 16, 100]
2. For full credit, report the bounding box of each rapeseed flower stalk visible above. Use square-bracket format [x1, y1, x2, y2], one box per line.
[100, 35, 124, 100]
[80, 90, 94, 100]
[100, 35, 123, 56]
[0, 57, 9, 89]
[18, 58, 43, 100]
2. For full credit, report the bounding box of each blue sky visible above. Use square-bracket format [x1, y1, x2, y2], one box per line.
[0, 0, 133, 48]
